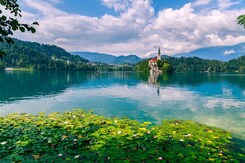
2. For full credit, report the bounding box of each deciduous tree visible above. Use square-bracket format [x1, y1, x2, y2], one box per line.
[0, 0, 38, 58]
[238, 14, 245, 28]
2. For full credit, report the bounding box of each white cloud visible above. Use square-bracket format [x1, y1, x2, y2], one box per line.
[222, 88, 233, 95]
[101, 0, 133, 12]
[224, 49, 235, 55]
[217, 0, 240, 10]
[193, 0, 212, 6]
[12, 0, 245, 57]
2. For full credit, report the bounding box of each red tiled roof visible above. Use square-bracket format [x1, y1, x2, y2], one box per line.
[149, 57, 158, 62]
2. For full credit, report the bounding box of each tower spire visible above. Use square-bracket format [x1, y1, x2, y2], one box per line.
[157, 47, 161, 60]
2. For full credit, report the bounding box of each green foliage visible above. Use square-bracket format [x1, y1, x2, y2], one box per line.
[162, 62, 173, 72]
[167, 57, 223, 72]
[0, 109, 244, 162]
[136, 58, 174, 73]
[0, 60, 5, 70]
[238, 14, 245, 28]
[136, 56, 245, 73]
[0, 0, 38, 58]
[156, 59, 163, 68]
[0, 39, 93, 70]
[0, 39, 133, 71]
[227, 56, 245, 73]
[135, 59, 150, 71]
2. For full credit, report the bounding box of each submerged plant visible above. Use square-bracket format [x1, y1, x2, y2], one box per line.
[0, 109, 244, 162]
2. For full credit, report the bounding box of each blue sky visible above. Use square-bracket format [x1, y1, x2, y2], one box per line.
[55, 0, 194, 17]
[13, 0, 245, 57]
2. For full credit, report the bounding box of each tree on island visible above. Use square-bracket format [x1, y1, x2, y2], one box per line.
[156, 59, 173, 73]
[0, 0, 38, 58]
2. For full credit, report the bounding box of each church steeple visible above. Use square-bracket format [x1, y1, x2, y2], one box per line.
[157, 47, 161, 60]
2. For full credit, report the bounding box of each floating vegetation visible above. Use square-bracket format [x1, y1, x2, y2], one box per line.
[0, 109, 244, 162]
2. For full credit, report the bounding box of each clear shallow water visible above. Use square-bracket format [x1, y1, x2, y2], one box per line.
[0, 71, 244, 138]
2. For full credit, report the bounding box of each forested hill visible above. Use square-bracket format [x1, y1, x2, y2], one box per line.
[0, 39, 97, 70]
[136, 56, 245, 73]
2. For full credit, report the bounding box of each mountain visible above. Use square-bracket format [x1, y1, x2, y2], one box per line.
[112, 55, 142, 64]
[0, 39, 101, 71]
[174, 43, 245, 61]
[71, 52, 142, 64]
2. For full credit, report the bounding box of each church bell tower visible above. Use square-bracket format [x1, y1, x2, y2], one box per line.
[157, 47, 161, 61]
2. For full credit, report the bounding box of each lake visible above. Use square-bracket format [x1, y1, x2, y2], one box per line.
[0, 71, 244, 138]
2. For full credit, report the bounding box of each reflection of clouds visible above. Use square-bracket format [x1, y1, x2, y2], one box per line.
[1, 84, 244, 115]
[66, 84, 245, 110]
[0, 84, 244, 137]
[241, 113, 245, 118]
[243, 91, 245, 96]
[206, 98, 244, 109]
[191, 114, 245, 139]
[222, 87, 232, 96]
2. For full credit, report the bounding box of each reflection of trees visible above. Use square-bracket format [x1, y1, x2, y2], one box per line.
[0, 72, 139, 104]
[1, 71, 245, 104]
[0, 71, 88, 104]
[137, 72, 245, 90]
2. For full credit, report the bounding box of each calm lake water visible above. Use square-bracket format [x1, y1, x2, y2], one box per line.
[0, 71, 244, 138]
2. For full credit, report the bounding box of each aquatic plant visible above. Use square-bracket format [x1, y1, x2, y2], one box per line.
[0, 109, 244, 162]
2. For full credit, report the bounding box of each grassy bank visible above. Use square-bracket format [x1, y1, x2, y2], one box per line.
[0, 109, 244, 162]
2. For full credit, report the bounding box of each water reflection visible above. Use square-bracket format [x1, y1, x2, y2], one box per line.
[148, 70, 160, 96]
[0, 71, 244, 138]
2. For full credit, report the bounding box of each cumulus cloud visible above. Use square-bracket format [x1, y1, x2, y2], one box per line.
[12, 0, 245, 57]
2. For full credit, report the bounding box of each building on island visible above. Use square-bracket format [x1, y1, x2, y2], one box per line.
[148, 47, 161, 72]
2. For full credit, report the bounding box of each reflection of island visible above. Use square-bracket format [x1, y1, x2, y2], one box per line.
[148, 70, 160, 96]
[148, 47, 162, 96]
[148, 69, 160, 85]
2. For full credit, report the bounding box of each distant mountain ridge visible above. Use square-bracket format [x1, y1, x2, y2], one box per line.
[71, 52, 142, 64]
[174, 43, 245, 61]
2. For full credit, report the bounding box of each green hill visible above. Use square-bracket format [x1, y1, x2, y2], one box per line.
[0, 39, 98, 71]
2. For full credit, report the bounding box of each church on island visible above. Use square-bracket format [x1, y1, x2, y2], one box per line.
[148, 47, 161, 72]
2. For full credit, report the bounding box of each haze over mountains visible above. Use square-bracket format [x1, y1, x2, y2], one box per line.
[174, 43, 245, 61]
[71, 52, 142, 64]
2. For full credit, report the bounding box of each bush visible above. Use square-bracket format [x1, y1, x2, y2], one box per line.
[0, 61, 5, 70]
[162, 62, 173, 72]
[0, 109, 244, 162]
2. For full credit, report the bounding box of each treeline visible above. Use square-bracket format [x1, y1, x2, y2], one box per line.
[135, 56, 245, 73]
[0, 39, 133, 71]
[0, 39, 95, 71]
